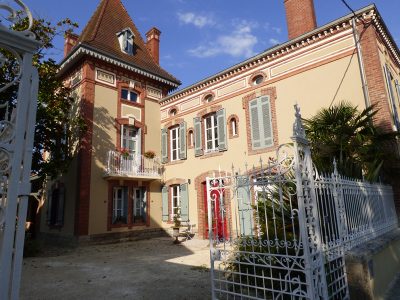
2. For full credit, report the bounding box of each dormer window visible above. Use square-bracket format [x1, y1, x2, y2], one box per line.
[117, 28, 134, 55]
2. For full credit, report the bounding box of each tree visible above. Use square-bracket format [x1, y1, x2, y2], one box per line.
[303, 101, 398, 181]
[0, 13, 85, 184]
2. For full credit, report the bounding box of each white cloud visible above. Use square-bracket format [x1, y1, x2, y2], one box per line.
[177, 12, 215, 28]
[272, 27, 282, 34]
[188, 21, 258, 58]
[269, 38, 280, 45]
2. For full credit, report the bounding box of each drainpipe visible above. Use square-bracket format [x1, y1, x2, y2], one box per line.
[352, 17, 371, 108]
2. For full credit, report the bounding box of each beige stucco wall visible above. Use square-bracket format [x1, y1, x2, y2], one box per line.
[39, 157, 78, 237]
[88, 85, 165, 235]
[162, 51, 365, 233]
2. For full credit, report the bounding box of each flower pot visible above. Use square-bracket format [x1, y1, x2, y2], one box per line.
[172, 227, 180, 237]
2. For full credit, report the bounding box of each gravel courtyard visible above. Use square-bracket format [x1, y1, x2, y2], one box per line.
[20, 237, 211, 300]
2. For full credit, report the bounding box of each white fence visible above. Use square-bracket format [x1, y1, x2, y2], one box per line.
[105, 150, 162, 178]
[207, 105, 398, 300]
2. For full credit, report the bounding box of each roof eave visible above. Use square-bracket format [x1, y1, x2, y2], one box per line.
[58, 43, 181, 89]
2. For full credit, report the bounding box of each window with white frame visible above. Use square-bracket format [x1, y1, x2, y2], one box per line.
[231, 119, 237, 136]
[113, 187, 128, 224]
[189, 130, 194, 147]
[170, 126, 180, 161]
[121, 89, 138, 103]
[204, 113, 219, 152]
[171, 185, 181, 219]
[122, 126, 139, 154]
[117, 28, 134, 55]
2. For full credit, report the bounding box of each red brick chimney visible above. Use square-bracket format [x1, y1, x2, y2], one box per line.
[146, 27, 161, 65]
[64, 32, 79, 57]
[284, 0, 317, 40]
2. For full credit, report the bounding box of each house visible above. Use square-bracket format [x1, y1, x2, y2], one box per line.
[39, 0, 400, 242]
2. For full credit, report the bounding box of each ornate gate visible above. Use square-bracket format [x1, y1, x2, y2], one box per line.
[0, 1, 40, 299]
[207, 106, 349, 299]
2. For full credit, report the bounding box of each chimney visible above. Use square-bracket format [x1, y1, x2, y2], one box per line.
[284, 0, 317, 40]
[64, 32, 79, 57]
[146, 27, 161, 65]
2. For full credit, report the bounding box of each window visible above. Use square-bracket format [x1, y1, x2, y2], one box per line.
[231, 118, 237, 136]
[170, 126, 180, 161]
[121, 89, 138, 103]
[204, 94, 214, 103]
[48, 184, 65, 227]
[169, 108, 177, 116]
[121, 126, 139, 154]
[384, 64, 400, 130]
[249, 96, 273, 150]
[188, 129, 194, 148]
[161, 122, 187, 163]
[193, 108, 227, 157]
[161, 183, 189, 222]
[117, 28, 134, 55]
[133, 187, 146, 223]
[171, 185, 180, 218]
[252, 75, 264, 85]
[112, 187, 128, 224]
[204, 114, 219, 152]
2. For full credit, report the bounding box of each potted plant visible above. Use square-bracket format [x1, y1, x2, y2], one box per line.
[144, 150, 156, 159]
[120, 147, 130, 158]
[172, 208, 181, 243]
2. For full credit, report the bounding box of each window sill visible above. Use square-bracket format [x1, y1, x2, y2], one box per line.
[164, 160, 185, 166]
[200, 151, 223, 159]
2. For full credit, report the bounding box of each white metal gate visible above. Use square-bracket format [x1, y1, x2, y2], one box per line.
[0, 1, 40, 299]
[207, 106, 345, 299]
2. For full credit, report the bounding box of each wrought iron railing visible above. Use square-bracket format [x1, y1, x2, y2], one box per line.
[105, 150, 162, 178]
[315, 169, 398, 254]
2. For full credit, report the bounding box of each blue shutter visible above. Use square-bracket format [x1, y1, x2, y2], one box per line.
[194, 117, 203, 156]
[162, 186, 169, 221]
[260, 96, 273, 148]
[217, 108, 227, 151]
[236, 176, 253, 236]
[180, 183, 189, 222]
[249, 99, 261, 149]
[179, 122, 187, 160]
[161, 128, 168, 163]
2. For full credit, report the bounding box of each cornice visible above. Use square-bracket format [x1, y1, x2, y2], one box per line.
[59, 44, 180, 89]
[161, 5, 400, 106]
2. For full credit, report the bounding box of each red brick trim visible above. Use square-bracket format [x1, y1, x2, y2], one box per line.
[201, 91, 216, 104]
[242, 87, 279, 156]
[196, 105, 222, 118]
[227, 114, 239, 139]
[75, 61, 95, 236]
[164, 178, 186, 186]
[162, 118, 184, 130]
[358, 22, 395, 132]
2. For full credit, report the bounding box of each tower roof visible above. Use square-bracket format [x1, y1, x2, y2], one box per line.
[62, 0, 180, 88]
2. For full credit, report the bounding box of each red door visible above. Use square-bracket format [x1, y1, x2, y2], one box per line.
[203, 180, 229, 240]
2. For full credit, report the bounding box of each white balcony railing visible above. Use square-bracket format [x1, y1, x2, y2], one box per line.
[105, 150, 162, 178]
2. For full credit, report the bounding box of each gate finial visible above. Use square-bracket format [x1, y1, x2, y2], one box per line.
[291, 104, 308, 144]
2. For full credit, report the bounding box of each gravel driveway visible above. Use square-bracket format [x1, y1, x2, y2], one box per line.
[20, 237, 211, 300]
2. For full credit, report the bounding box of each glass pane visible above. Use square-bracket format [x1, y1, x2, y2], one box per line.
[130, 92, 138, 102]
[121, 89, 128, 99]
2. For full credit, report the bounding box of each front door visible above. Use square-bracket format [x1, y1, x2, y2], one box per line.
[203, 180, 229, 240]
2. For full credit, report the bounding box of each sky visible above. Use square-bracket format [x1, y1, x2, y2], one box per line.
[11, 0, 400, 89]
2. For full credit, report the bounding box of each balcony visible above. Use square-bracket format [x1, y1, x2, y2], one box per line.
[104, 150, 162, 180]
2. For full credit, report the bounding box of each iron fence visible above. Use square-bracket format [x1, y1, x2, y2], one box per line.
[207, 105, 398, 300]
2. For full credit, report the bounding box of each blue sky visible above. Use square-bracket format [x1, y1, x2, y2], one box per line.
[16, 0, 400, 89]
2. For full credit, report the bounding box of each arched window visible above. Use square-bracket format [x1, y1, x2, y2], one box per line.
[231, 119, 237, 136]
[228, 115, 239, 138]
[169, 108, 177, 116]
[204, 94, 214, 103]
[188, 129, 194, 148]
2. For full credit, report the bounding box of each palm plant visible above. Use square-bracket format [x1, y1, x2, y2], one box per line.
[303, 102, 398, 181]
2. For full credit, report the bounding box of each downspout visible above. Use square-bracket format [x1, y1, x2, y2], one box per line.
[351, 17, 371, 108]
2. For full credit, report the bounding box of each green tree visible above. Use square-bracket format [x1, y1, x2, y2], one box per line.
[0, 14, 85, 183]
[303, 101, 398, 181]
